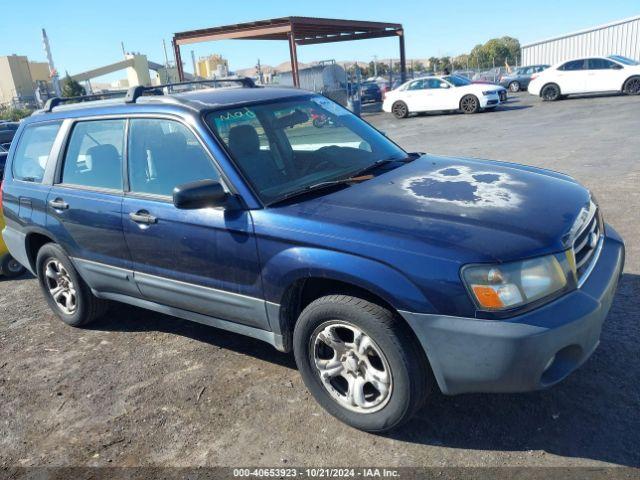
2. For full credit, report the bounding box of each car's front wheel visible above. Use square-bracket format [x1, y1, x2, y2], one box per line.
[36, 243, 108, 327]
[391, 101, 409, 119]
[509, 81, 520, 92]
[622, 76, 640, 95]
[293, 295, 432, 432]
[541, 83, 561, 101]
[460, 94, 480, 114]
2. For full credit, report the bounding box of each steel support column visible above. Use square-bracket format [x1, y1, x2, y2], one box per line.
[398, 29, 407, 83]
[288, 30, 300, 87]
[173, 39, 184, 81]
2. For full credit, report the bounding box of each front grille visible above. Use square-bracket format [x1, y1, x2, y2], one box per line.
[572, 204, 602, 284]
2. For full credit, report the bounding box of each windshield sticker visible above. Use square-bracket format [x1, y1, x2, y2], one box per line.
[401, 165, 523, 208]
[311, 97, 349, 116]
[217, 108, 257, 122]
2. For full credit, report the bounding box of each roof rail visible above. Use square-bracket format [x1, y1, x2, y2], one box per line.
[124, 77, 257, 104]
[43, 90, 128, 112]
[42, 77, 257, 112]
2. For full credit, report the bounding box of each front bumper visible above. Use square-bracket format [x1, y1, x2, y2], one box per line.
[400, 225, 625, 395]
[480, 94, 500, 108]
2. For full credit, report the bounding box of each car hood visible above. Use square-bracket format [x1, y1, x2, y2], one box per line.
[263, 155, 591, 263]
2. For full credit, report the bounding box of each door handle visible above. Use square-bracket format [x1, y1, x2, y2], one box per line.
[129, 210, 157, 225]
[48, 198, 69, 210]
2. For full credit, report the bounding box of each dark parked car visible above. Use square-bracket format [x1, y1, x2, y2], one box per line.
[0, 122, 19, 146]
[360, 81, 383, 103]
[499, 65, 550, 92]
[1, 81, 624, 432]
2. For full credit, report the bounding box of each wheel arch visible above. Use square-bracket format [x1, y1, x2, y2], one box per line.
[262, 248, 435, 352]
[622, 75, 640, 92]
[24, 229, 58, 273]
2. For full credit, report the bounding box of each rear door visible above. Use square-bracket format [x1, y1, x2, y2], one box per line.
[121, 117, 268, 329]
[46, 118, 138, 297]
[555, 59, 587, 94]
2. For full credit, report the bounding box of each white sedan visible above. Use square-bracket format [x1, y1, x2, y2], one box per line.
[382, 75, 501, 118]
[528, 55, 640, 101]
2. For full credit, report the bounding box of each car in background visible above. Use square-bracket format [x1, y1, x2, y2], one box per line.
[471, 80, 508, 102]
[383, 74, 501, 118]
[0, 144, 8, 177]
[528, 55, 640, 101]
[499, 65, 550, 92]
[360, 81, 383, 103]
[0, 122, 19, 146]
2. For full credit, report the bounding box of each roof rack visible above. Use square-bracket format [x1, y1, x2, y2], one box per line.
[125, 77, 257, 103]
[43, 90, 128, 112]
[42, 77, 257, 113]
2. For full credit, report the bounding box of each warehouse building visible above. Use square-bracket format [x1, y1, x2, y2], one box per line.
[521, 15, 640, 66]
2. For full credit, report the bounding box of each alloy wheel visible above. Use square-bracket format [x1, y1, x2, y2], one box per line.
[461, 95, 478, 113]
[44, 259, 77, 315]
[624, 78, 640, 95]
[542, 85, 560, 101]
[392, 102, 407, 118]
[509, 81, 520, 92]
[311, 322, 392, 413]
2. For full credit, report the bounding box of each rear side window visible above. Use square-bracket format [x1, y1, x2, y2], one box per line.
[127, 118, 219, 197]
[559, 60, 585, 71]
[61, 119, 125, 190]
[12, 121, 62, 182]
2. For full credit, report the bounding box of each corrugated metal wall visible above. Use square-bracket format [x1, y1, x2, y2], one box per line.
[521, 16, 640, 66]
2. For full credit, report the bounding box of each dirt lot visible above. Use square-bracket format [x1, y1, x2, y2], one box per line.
[1, 92, 639, 469]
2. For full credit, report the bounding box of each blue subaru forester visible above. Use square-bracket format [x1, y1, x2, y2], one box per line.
[1, 80, 625, 432]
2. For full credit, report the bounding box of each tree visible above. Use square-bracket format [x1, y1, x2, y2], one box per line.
[0, 107, 33, 121]
[61, 73, 86, 98]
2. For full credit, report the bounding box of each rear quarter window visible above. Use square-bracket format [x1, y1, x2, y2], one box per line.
[11, 121, 62, 182]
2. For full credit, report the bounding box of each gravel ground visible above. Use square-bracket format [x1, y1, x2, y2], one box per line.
[1, 92, 639, 469]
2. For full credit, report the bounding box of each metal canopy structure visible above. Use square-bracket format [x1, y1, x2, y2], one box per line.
[172, 16, 406, 86]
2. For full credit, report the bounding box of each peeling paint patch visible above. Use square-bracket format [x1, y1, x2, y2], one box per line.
[402, 165, 523, 208]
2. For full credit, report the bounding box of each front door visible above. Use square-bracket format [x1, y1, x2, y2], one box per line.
[121, 117, 268, 330]
[586, 58, 625, 92]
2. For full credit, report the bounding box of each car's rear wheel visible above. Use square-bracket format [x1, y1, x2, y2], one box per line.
[509, 81, 520, 92]
[460, 94, 480, 114]
[1, 254, 26, 278]
[622, 76, 640, 95]
[36, 243, 108, 327]
[293, 295, 432, 432]
[391, 101, 409, 119]
[541, 83, 561, 101]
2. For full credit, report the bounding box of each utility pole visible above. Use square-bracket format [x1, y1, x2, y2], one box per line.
[191, 50, 198, 79]
[162, 39, 170, 66]
[372, 55, 378, 77]
[41, 28, 61, 97]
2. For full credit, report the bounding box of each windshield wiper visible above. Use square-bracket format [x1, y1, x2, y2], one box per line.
[268, 174, 374, 206]
[268, 154, 420, 206]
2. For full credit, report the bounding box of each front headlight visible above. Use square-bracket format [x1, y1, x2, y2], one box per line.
[482, 90, 496, 96]
[462, 253, 572, 311]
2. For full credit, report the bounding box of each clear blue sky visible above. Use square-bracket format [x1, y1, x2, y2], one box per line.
[3, 0, 638, 81]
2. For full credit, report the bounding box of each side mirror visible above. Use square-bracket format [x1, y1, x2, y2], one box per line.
[173, 179, 228, 210]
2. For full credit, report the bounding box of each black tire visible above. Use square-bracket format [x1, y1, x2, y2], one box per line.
[541, 83, 561, 101]
[391, 101, 409, 119]
[508, 81, 520, 92]
[293, 295, 432, 432]
[622, 76, 640, 95]
[36, 243, 108, 327]
[460, 94, 480, 114]
[1, 254, 26, 278]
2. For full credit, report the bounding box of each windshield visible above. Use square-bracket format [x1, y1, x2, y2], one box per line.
[206, 95, 406, 204]
[442, 75, 471, 87]
[608, 55, 639, 66]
